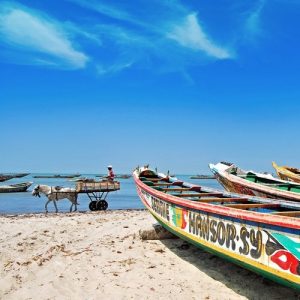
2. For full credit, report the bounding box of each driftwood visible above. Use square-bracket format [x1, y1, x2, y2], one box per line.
[139, 224, 177, 240]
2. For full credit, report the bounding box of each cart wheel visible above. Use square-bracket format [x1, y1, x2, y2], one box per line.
[89, 201, 97, 211]
[97, 200, 108, 211]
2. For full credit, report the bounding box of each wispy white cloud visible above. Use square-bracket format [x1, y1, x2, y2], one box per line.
[68, 0, 137, 26]
[245, 0, 265, 37]
[0, 3, 89, 69]
[65, 22, 102, 46]
[68, 0, 233, 75]
[167, 13, 232, 59]
[96, 61, 134, 75]
[0, 1, 242, 75]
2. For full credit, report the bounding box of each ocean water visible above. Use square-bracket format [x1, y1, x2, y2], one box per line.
[0, 174, 223, 214]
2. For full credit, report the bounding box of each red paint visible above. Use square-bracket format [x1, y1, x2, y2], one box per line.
[271, 250, 299, 275]
[181, 209, 188, 229]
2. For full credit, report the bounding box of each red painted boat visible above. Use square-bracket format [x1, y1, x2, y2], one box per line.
[134, 166, 300, 290]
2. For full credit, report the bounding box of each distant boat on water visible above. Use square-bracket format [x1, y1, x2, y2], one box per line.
[95, 174, 131, 179]
[0, 182, 32, 193]
[0, 173, 30, 181]
[12, 173, 30, 178]
[190, 175, 215, 179]
[33, 174, 81, 179]
[116, 174, 131, 179]
[0, 175, 15, 182]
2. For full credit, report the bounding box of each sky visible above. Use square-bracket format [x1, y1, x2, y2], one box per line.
[0, 0, 300, 174]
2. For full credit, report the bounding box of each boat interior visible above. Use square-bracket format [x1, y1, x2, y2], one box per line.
[226, 166, 300, 193]
[286, 167, 300, 175]
[139, 171, 300, 218]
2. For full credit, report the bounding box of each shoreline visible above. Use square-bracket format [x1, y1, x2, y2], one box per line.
[0, 210, 299, 299]
[0, 208, 147, 218]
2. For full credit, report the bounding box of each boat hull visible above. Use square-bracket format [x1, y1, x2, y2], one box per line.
[0, 175, 14, 182]
[13, 173, 30, 178]
[134, 174, 300, 290]
[0, 182, 32, 193]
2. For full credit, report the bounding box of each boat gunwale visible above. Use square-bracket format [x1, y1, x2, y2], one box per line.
[133, 172, 300, 230]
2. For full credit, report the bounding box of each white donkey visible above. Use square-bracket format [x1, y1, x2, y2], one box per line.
[32, 185, 78, 213]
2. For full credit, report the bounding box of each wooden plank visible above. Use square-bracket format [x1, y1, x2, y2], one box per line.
[162, 188, 191, 192]
[224, 203, 280, 209]
[153, 183, 173, 186]
[144, 178, 165, 182]
[262, 183, 293, 187]
[197, 198, 249, 203]
[271, 211, 300, 217]
[173, 192, 224, 198]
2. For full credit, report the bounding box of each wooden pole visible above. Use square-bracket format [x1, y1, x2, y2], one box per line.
[196, 198, 249, 203]
[271, 211, 300, 217]
[162, 188, 191, 192]
[224, 203, 279, 209]
[173, 192, 224, 198]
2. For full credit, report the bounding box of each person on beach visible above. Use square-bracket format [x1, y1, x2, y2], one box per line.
[107, 165, 115, 181]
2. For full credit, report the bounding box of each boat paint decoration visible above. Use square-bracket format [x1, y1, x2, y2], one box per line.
[171, 206, 188, 229]
[136, 184, 300, 288]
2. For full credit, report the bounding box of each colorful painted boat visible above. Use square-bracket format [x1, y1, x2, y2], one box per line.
[209, 162, 300, 202]
[134, 166, 300, 290]
[273, 162, 300, 183]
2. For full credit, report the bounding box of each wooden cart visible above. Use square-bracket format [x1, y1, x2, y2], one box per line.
[76, 181, 120, 211]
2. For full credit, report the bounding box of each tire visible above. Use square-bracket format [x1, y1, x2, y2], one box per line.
[97, 200, 108, 211]
[89, 201, 97, 211]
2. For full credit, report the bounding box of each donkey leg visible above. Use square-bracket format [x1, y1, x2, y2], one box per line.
[53, 200, 58, 213]
[70, 203, 73, 212]
[45, 199, 51, 213]
[71, 195, 78, 212]
[74, 194, 78, 211]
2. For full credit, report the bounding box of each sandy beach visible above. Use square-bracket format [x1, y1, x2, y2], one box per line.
[0, 210, 299, 300]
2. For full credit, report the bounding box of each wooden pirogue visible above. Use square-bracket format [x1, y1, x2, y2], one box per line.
[0, 182, 32, 193]
[133, 166, 300, 290]
[273, 162, 300, 183]
[0, 175, 14, 182]
[33, 174, 81, 179]
[209, 162, 300, 202]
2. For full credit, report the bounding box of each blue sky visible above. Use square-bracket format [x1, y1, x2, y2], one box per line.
[0, 0, 300, 174]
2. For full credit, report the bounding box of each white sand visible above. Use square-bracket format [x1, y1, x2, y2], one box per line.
[0, 210, 299, 300]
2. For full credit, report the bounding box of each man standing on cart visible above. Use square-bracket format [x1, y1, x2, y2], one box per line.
[107, 165, 115, 181]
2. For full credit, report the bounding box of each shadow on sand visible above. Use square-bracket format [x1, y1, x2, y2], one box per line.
[159, 238, 300, 300]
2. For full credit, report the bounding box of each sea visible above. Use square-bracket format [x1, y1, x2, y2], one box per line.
[0, 174, 223, 214]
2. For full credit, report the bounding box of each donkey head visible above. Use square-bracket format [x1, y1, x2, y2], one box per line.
[32, 185, 41, 197]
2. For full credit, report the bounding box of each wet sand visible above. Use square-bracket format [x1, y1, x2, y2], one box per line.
[0, 210, 299, 299]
